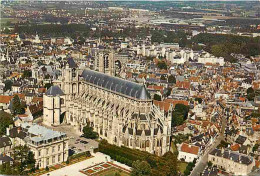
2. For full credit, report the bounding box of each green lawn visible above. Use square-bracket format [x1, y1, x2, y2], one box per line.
[0, 18, 18, 27]
[98, 168, 130, 176]
[171, 141, 178, 155]
[179, 162, 188, 174]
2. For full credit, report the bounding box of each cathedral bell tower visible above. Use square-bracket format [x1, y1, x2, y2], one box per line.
[43, 86, 65, 126]
[95, 51, 115, 76]
[62, 58, 79, 100]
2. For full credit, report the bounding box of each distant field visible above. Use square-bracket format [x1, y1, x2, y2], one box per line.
[0, 18, 18, 28]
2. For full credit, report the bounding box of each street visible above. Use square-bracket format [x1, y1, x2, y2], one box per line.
[42, 124, 99, 154]
[190, 111, 227, 176]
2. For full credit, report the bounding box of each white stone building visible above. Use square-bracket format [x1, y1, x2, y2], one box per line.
[6, 123, 69, 169]
[177, 143, 200, 162]
[208, 148, 254, 176]
[43, 58, 172, 156]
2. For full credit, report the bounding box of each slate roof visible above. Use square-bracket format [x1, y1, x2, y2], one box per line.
[21, 123, 66, 143]
[235, 135, 247, 145]
[46, 85, 64, 96]
[210, 148, 253, 165]
[0, 137, 12, 148]
[67, 58, 77, 68]
[81, 69, 151, 100]
[9, 127, 27, 139]
[0, 154, 13, 163]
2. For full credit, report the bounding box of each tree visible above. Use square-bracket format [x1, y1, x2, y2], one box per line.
[12, 145, 35, 174]
[145, 56, 154, 61]
[165, 88, 172, 97]
[172, 112, 184, 126]
[154, 94, 161, 101]
[247, 87, 254, 94]
[11, 95, 25, 115]
[160, 75, 166, 80]
[208, 161, 213, 167]
[26, 151, 36, 171]
[162, 152, 178, 176]
[83, 123, 99, 139]
[44, 74, 50, 79]
[0, 110, 13, 136]
[175, 104, 189, 118]
[252, 144, 259, 152]
[168, 75, 176, 84]
[247, 87, 255, 101]
[0, 161, 16, 175]
[44, 83, 53, 90]
[211, 44, 225, 57]
[172, 104, 189, 127]
[4, 80, 13, 92]
[195, 97, 202, 104]
[115, 172, 121, 176]
[131, 160, 151, 176]
[37, 61, 43, 66]
[22, 70, 32, 78]
[157, 61, 167, 70]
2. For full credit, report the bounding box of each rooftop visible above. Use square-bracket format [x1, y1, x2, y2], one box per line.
[21, 123, 66, 143]
[210, 148, 253, 165]
[81, 69, 151, 100]
[46, 85, 64, 96]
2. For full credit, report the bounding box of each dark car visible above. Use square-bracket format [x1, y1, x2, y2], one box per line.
[80, 140, 88, 144]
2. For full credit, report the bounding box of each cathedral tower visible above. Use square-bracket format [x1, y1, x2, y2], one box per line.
[43, 86, 65, 126]
[95, 51, 115, 76]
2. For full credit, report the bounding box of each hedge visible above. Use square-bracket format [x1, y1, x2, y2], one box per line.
[99, 140, 166, 168]
[69, 151, 91, 161]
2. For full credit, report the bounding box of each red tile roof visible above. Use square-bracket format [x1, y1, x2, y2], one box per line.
[38, 88, 46, 93]
[32, 97, 43, 104]
[0, 95, 12, 104]
[180, 143, 199, 155]
[176, 81, 190, 89]
[13, 93, 25, 100]
[153, 100, 171, 112]
[253, 124, 260, 131]
[164, 99, 189, 107]
[230, 143, 240, 151]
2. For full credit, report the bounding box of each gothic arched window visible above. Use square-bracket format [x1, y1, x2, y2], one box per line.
[72, 68, 76, 78]
[60, 98, 64, 105]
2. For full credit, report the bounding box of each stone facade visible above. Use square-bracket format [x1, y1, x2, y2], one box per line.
[43, 86, 65, 126]
[208, 148, 254, 175]
[20, 123, 69, 169]
[5, 124, 69, 169]
[45, 59, 172, 156]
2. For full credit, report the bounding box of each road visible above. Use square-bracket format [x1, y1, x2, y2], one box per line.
[190, 111, 227, 176]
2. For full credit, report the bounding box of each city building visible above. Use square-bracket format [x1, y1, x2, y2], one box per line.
[208, 148, 255, 175]
[43, 59, 172, 156]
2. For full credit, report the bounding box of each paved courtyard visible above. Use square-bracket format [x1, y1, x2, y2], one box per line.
[43, 124, 99, 154]
[41, 153, 131, 176]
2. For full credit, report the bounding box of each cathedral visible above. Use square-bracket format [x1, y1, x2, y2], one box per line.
[43, 55, 172, 156]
